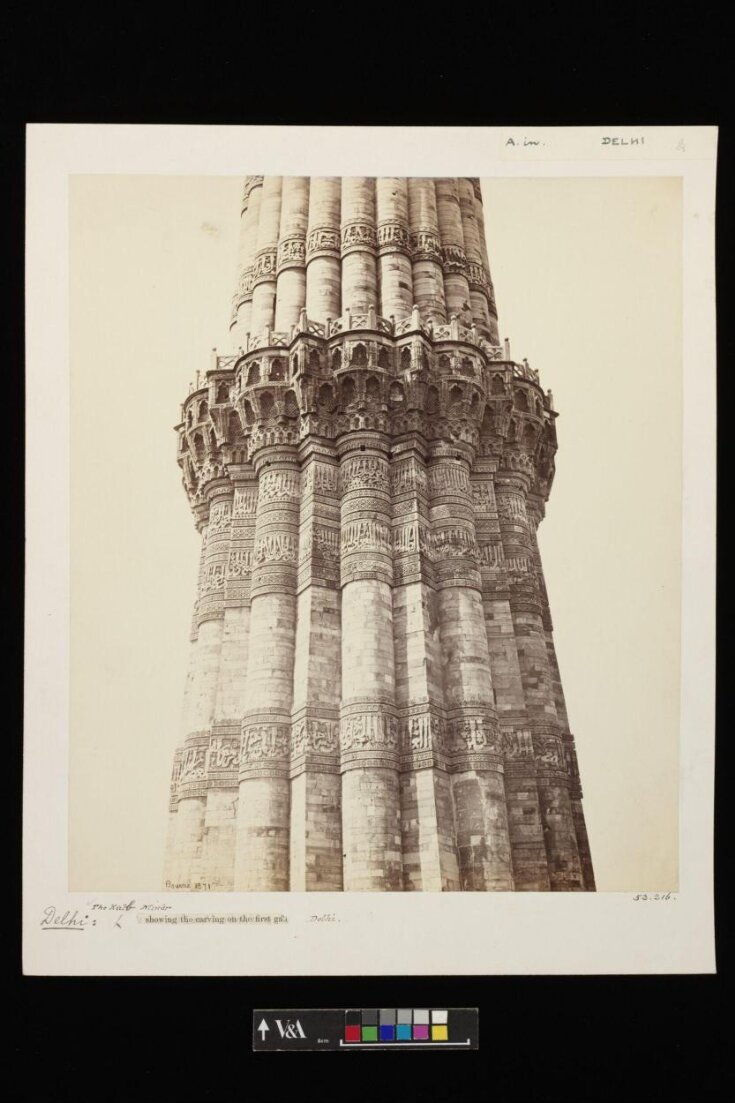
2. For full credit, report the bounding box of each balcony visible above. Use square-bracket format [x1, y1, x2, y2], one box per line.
[230, 306, 504, 357]
[187, 309, 533, 397]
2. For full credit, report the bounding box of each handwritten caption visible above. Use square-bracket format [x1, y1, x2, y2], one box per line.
[39, 901, 345, 932]
[40, 902, 292, 931]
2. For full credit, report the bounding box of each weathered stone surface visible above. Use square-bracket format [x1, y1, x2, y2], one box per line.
[164, 176, 594, 892]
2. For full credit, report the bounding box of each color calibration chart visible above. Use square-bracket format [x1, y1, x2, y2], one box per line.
[344, 1008, 452, 1045]
[253, 1008, 478, 1051]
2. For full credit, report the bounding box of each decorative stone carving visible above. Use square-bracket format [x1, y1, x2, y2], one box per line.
[477, 542, 504, 568]
[399, 712, 445, 753]
[340, 454, 389, 492]
[341, 519, 391, 554]
[207, 736, 240, 770]
[393, 521, 430, 556]
[252, 249, 278, 286]
[201, 564, 225, 594]
[180, 746, 206, 781]
[313, 525, 340, 561]
[441, 244, 468, 274]
[471, 480, 496, 512]
[237, 267, 254, 299]
[497, 492, 528, 523]
[377, 221, 410, 254]
[340, 713, 399, 752]
[431, 526, 479, 561]
[241, 723, 290, 761]
[467, 261, 492, 293]
[226, 549, 252, 577]
[409, 229, 442, 262]
[299, 525, 340, 564]
[301, 464, 338, 496]
[253, 533, 298, 565]
[233, 487, 258, 516]
[241, 176, 263, 205]
[391, 460, 428, 496]
[446, 716, 501, 755]
[428, 465, 471, 496]
[258, 470, 301, 502]
[208, 501, 232, 536]
[306, 227, 341, 259]
[341, 222, 378, 254]
[292, 718, 340, 755]
[505, 553, 533, 578]
[533, 733, 566, 769]
[277, 238, 306, 271]
[500, 729, 535, 759]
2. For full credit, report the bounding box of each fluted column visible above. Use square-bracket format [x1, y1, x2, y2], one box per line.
[459, 178, 492, 336]
[391, 439, 460, 890]
[163, 745, 183, 886]
[234, 445, 300, 891]
[305, 177, 341, 323]
[192, 481, 236, 890]
[338, 432, 402, 891]
[527, 495, 594, 890]
[169, 480, 230, 889]
[435, 178, 472, 322]
[340, 177, 378, 314]
[496, 464, 583, 890]
[197, 466, 258, 890]
[407, 178, 446, 322]
[250, 176, 283, 336]
[472, 454, 550, 890]
[289, 441, 343, 889]
[163, 524, 208, 888]
[471, 179, 500, 344]
[376, 177, 413, 322]
[540, 608, 596, 890]
[231, 176, 263, 347]
[275, 177, 310, 332]
[429, 446, 513, 890]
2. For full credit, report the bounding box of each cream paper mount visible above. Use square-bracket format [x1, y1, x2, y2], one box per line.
[23, 125, 716, 975]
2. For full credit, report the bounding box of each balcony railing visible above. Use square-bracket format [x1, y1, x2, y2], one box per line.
[187, 308, 535, 395]
[230, 306, 504, 355]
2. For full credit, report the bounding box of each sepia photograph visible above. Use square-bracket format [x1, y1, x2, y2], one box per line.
[69, 171, 681, 894]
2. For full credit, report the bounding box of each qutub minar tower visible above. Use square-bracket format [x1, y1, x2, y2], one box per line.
[163, 176, 595, 893]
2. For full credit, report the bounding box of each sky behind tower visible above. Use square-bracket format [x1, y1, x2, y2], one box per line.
[69, 174, 681, 892]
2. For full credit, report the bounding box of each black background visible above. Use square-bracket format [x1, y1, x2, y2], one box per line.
[5, 5, 731, 1100]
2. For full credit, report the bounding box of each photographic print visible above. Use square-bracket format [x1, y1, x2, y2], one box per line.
[160, 174, 595, 895]
[25, 126, 716, 973]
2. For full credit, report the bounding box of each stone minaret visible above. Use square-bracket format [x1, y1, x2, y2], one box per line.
[163, 176, 595, 892]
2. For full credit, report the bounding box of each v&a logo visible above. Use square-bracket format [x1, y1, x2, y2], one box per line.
[274, 1018, 307, 1040]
